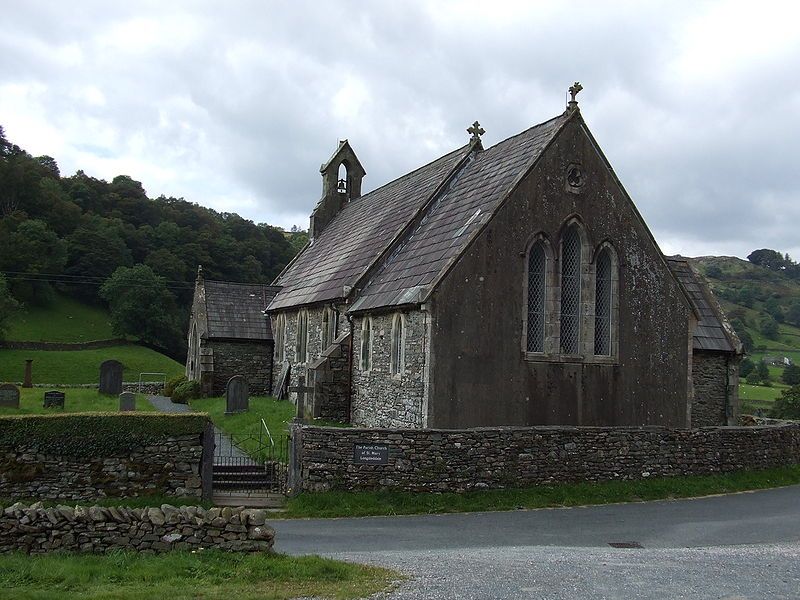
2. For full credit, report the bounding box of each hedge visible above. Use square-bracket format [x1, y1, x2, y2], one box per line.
[0, 413, 211, 457]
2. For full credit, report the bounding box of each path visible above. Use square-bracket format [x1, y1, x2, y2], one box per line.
[273, 485, 800, 599]
[147, 395, 254, 465]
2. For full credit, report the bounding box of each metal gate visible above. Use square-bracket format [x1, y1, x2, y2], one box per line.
[212, 419, 289, 494]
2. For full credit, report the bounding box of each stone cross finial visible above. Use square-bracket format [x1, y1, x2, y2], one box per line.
[568, 82, 583, 111]
[467, 121, 485, 143]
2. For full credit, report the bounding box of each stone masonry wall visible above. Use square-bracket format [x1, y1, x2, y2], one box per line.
[307, 333, 351, 422]
[0, 434, 205, 501]
[351, 311, 428, 428]
[271, 307, 330, 402]
[207, 339, 272, 396]
[692, 352, 731, 427]
[294, 423, 800, 492]
[0, 502, 274, 554]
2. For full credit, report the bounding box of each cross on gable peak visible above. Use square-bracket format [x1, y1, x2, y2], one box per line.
[467, 121, 485, 143]
[567, 82, 583, 111]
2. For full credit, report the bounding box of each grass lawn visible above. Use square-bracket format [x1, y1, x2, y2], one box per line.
[190, 396, 295, 443]
[739, 382, 787, 403]
[0, 346, 184, 384]
[0, 550, 396, 600]
[5, 293, 116, 343]
[283, 464, 800, 519]
[0, 388, 154, 416]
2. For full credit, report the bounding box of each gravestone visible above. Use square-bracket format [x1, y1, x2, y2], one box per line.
[119, 391, 136, 411]
[225, 375, 249, 414]
[99, 360, 123, 395]
[0, 383, 20, 408]
[288, 375, 314, 423]
[43, 390, 65, 409]
[23, 359, 33, 388]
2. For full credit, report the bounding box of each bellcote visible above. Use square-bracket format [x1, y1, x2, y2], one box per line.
[310, 140, 366, 241]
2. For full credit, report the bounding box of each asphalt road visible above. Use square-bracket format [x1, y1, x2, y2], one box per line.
[273, 485, 800, 599]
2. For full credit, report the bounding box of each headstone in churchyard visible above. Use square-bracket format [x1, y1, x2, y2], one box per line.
[288, 375, 314, 422]
[225, 375, 249, 415]
[0, 383, 20, 408]
[23, 359, 33, 388]
[119, 391, 136, 411]
[99, 359, 123, 395]
[43, 390, 65, 409]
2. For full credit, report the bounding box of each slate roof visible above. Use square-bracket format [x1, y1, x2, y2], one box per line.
[350, 114, 569, 312]
[269, 145, 472, 310]
[203, 280, 280, 340]
[665, 257, 741, 353]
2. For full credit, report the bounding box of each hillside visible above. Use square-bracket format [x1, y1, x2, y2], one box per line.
[689, 255, 800, 414]
[0, 293, 184, 384]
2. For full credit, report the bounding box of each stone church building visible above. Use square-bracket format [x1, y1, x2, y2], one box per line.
[186, 267, 280, 396]
[266, 87, 741, 429]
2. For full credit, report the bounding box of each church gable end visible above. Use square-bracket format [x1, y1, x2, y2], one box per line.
[427, 113, 694, 428]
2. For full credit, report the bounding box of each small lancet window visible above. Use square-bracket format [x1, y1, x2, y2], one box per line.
[594, 249, 613, 356]
[390, 313, 404, 375]
[275, 314, 286, 362]
[360, 317, 372, 371]
[526, 242, 546, 352]
[560, 225, 582, 354]
[296, 310, 308, 363]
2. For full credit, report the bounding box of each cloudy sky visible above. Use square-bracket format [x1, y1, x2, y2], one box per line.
[2, 0, 799, 259]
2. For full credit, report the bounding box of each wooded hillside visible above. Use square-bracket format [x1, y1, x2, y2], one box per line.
[0, 124, 301, 357]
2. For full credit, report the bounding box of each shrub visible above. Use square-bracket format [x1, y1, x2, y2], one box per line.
[164, 374, 187, 397]
[172, 380, 201, 404]
[770, 386, 800, 420]
[746, 371, 762, 385]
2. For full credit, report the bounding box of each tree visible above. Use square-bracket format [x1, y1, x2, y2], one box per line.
[786, 301, 800, 327]
[770, 385, 800, 420]
[0, 273, 20, 339]
[756, 360, 770, 382]
[0, 219, 67, 304]
[705, 265, 723, 279]
[100, 264, 181, 352]
[782, 363, 800, 386]
[760, 316, 780, 340]
[739, 357, 755, 378]
[764, 298, 785, 323]
[747, 249, 787, 271]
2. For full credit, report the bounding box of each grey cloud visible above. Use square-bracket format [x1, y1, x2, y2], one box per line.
[1, 1, 798, 259]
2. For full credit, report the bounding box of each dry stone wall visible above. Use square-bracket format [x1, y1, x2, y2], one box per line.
[0, 415, 210, 501]
[351, 311, 428, 428]
[294, 423, 800, 492]
[0, 502, 274, 554]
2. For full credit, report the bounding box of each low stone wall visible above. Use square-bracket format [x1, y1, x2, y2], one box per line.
[0, 339, 129, 351]
[0, 414, 212, 501]
[0, 502, 274, 554]
[292, 423, 800, 493]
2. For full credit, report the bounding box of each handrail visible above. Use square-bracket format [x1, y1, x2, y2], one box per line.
[261, 418, 275, 447]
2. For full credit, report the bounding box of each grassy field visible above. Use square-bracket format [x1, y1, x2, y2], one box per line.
[283, 465, 800, 519]
[5, 293, 116, 343]
[0, 550, 396, 600]
[0, 346, 183, 384]
[0, 388, 154, 416]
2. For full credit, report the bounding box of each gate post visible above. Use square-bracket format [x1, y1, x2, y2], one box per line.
[287, 423, 303, 497]
[201, 420, 215, 501]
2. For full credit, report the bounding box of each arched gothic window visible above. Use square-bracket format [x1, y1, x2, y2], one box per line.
[321, 307, 337, 348]
[360, 317, 372, 371]
[527, 242, 547, 352]
[296, 310, 308, 363]
[560, 224, 582, 354]
[594, 247, 614, 356]
[274, 314, 286, 362]
[390, 313, 405, 375]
